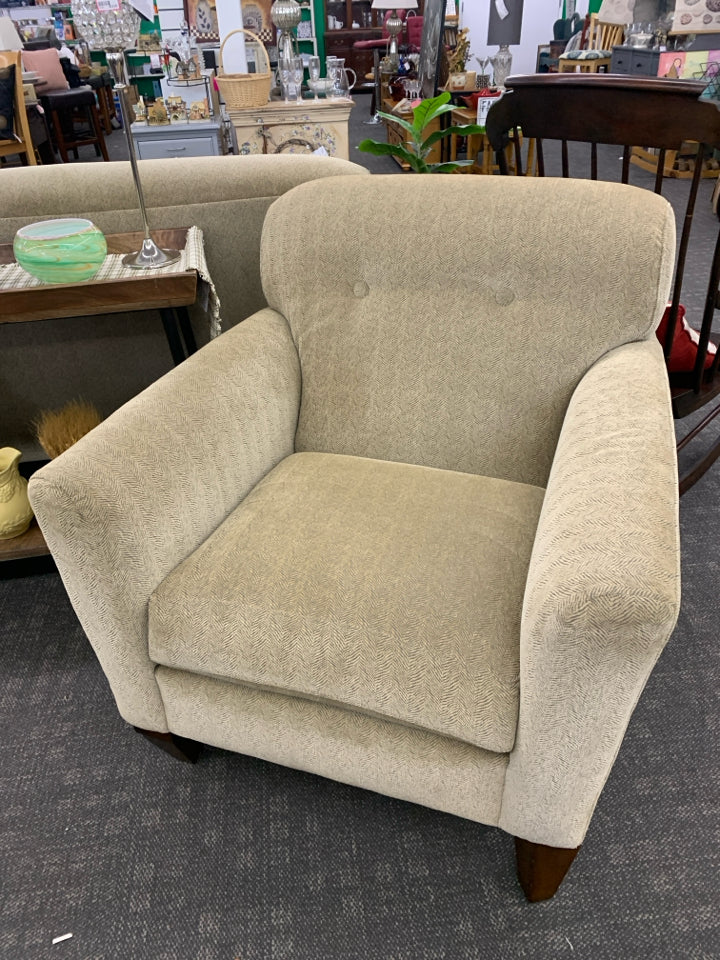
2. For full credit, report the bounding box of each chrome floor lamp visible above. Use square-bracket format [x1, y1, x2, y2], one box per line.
[72, 0, 180, 269]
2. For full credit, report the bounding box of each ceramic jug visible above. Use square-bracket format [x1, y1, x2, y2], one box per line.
[0, 447, 33, 540]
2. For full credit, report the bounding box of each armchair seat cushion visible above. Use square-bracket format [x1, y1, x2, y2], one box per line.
[149, 452, 546, 753]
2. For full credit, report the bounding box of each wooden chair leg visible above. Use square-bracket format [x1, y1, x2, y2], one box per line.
[515, 837, 581, 902]
[89, 103, 110, 161]
[98, 87, 112, 134]
[134, 727, 202, 763]
[51, 109, 70, 163]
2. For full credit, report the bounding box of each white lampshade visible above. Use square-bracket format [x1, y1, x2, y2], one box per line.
[0, 16, 24, 52]
[371, 0, 418, 9]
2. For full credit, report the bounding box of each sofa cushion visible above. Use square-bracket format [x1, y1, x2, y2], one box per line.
[149, 452, 546, 753]
[22, 48, 69, 91]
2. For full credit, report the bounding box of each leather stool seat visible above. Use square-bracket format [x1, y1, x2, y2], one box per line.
[41, 84, 109, 162]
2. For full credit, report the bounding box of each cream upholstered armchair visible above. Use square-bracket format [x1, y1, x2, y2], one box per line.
[29, 175, 681, 901]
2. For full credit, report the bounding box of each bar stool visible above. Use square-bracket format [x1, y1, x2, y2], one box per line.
[84, 72, 117, 134]
[40, 85, 110, 162]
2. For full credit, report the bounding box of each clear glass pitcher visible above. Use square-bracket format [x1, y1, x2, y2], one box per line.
[326, 56, 356, 99]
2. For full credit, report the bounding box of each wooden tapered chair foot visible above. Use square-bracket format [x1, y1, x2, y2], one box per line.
[134, 727, 202, 763]
[515, 837, 581, 902]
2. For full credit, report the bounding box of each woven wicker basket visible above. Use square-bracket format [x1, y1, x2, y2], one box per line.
[217, 29, 272, 109]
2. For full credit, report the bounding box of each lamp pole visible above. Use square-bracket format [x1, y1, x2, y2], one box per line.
[105, 51, 181, 269]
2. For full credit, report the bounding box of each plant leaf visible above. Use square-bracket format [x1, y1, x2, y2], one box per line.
[421, 123, 486, 152]
[357, 139, 415, 164]
[427, 160, 478, 172]
[411, 91, 453, 131]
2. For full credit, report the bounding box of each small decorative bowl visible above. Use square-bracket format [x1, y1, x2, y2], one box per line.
[13, 218, 107, 284]
[307, 78, 335, 95]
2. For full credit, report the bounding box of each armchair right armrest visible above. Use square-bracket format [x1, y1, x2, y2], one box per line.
[499, 339, 681, 849]
[29, 309, 300, 732]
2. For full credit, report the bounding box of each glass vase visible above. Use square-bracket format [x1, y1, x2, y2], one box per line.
[491, 44, 513, 89]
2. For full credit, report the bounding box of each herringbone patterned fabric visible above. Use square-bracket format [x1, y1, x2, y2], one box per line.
[150, 453, 546, 753]
[157, 667, 509, 826]
[29, 310, 301, 731]
[502, 341, 681, 847]
[28, 174, 681, 856]
[262, 176, 675, 487]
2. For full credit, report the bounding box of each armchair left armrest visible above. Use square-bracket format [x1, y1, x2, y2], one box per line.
[499, 339, 681, 849]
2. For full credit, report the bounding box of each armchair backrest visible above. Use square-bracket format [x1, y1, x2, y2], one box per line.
[261, 175, 674, 487]
[0, 50, 35, 165]
[406, 15, 423, 50]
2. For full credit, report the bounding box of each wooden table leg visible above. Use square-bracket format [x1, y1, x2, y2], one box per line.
[159, 307, 188, 365]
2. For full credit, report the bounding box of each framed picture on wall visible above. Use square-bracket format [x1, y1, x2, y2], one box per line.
[240, 0, 277, 45]
[184, 0, 220, 42]
[419, 0, 446, 100]
[672, 0, 720, 34]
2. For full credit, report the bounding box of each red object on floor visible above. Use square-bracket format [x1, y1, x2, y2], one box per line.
[656, 303, 717, 373]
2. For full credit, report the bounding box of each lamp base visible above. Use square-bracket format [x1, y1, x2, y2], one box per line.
[122, 238, 181, 270]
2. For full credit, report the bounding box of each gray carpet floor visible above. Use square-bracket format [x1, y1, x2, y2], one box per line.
[1, 92, 719, 960]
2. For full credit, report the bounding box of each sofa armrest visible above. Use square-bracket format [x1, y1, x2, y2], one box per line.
[499, 339, 681, 848]
[28, 308, 300, 731]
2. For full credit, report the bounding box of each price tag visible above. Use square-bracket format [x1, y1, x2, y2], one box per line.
[96, 0, 122, 11]
[477, 96, 496, 124]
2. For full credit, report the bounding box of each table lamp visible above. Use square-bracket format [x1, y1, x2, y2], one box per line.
[487, 0, 524, 88]
[271, 0, 302, 63]
[71, 0, 180, 269]
[371, 0, 418, 63]
[0, 16, 24, 52]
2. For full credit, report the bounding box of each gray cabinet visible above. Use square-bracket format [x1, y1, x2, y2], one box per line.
[132, 120, 223, 160]
[610, 46, 661, 77]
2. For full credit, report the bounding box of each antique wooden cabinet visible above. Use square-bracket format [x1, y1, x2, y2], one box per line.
[228, 99, 354, 159]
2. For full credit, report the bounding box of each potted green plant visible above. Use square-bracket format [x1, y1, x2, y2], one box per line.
[358, 91, 485, 174]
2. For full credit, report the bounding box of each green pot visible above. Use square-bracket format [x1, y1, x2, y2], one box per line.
[14, 218, 107, 284]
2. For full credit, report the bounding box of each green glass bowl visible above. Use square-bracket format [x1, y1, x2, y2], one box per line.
[13, 218, 107, 284]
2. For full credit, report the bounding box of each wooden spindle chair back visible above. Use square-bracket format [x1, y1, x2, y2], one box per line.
[589, 14, 624, 54]
[486, 73, 720, 494]
[0, 50, 37, 166]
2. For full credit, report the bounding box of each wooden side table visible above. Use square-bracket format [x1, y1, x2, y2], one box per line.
[448, 107, 535, 175]
[0, 228, 199, 366]
[0, 228, 199, 565]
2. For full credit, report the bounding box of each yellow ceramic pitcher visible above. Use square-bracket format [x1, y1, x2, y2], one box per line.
[0, 447, 34, 540]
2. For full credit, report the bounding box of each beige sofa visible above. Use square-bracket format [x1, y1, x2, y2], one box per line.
[1, 154, 367, 456]
[28, 173, 681, 901]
